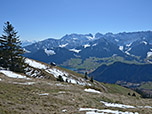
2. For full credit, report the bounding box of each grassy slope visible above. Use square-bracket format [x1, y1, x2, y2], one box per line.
[0, 59, 152, 113]
[0, 73, 152, 114]
[140, 82, 152, 89]
[61, 56, 142, 72]
[102, 83, 139, 96]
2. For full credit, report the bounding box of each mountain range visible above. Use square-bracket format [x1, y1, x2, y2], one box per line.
[23, 31, 152, 68]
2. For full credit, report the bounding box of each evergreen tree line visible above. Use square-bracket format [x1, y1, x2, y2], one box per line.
[0, 21, 25, 73]
[134, 89, 152, 98]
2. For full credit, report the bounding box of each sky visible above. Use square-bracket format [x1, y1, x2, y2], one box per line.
[0, 0, 152, 41]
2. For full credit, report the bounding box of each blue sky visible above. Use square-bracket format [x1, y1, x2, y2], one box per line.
[0, 0, 152, 40]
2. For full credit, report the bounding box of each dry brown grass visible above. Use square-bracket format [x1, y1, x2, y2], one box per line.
[0, 73, 152, 114]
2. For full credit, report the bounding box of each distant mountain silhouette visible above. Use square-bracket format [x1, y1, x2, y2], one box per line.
[90, 62, 152, 83]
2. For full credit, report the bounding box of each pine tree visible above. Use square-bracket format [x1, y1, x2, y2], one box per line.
[84, 72, 88, 80]
[128, 93, 131, 96]
[90, 76, 94, 83]
[0, 21, 25, 73]
[57, 75, 64, 82]
[66, 78, 68, 83]
[132, 93, 136, 97]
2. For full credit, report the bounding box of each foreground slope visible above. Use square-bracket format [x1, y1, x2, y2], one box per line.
[0, 59, 152, 114]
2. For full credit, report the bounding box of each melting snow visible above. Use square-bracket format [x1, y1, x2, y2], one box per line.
[125, 51, 130, 55]
[84, 89, 101, 94]
[23, 48, 31, 53]
[119, 46, 123, 51]
[58, 91, 66, 94]
[79, 108, 98, 111]
[59, 43, 68, 48]
[45, 68, 68, 79]
[144, 106, 152, 108]
[44, 49, 56, 56]
[112, 54, 117, 57]
[13, 82, 35, 85]
[69, 48, 81, 53]
[86, 36, 94, 40]
[126, 43, 132, 47]
[141, 41, 147, 45]
[46, 68, 89, 86]
[62, 109, 67, 112]
[137, 106, 152, 108]
[79, 108, 139, 114]
[100, 101, 135, 109]
[92, 43, 97, 46]
[39, 93, 49, 96]
[115, 39, 119, 42]
[25, 68, 42, 77]
[69, 78, 77, 84]
[0, 70, 30, 79]
[127, 48, 132, 51]
[73, 38, 78, 40]
[56, 83, 66, 86]
[25, 58, 47, 69]
[147, 52, 152, 58]
[84, 44, 91, 48]
[25, 59, 91, 86]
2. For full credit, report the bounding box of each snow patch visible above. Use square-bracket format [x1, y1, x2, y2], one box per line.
[79, 108, 98, 112]
[141, 41, 147, 45]
[44, 49, 56, 56]
[39, 93, 49, 96]
[92, 43, 97, 46]
[137, 106, 152, 108]
[73, 38, 78, 40]
[84, 44, 90, 48]
[112, 54, 117, 57]
[58, 91, 66, 94]
[79, 108, 139, 114]
[126, 43, 132, 47]
[119, 46, 123, 51]
[100, 101, 135, 109]
[23, 48, 31, 53]
[125, 51, 130, 55]
[25, 67, 43, 78]
[69, 78, 77, 84]
[115, 39, 119, 42]
[127, 48, 132, 51]
[59, 43, 68, 48]
[0, 70, 30, 79]
[62, 109, 67, 112]
[45, 68, 68, 79]
[13, 82, 35, 85]
[147, 52, 152, 58]
[25, 58, 47, 69]
[86, 36, 94, 40]
[69, 48, 81, 53]
[84, 88, 101, 94]
[46, 68, 90, 86]
[56, 83, 65, 86]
